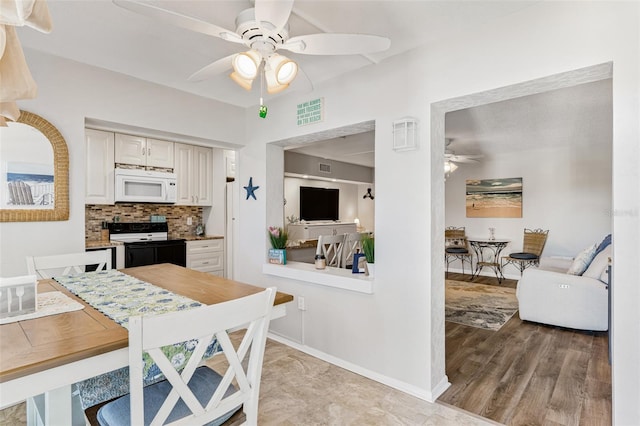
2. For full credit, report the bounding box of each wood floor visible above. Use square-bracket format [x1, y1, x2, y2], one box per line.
[439, 272, 611, 426]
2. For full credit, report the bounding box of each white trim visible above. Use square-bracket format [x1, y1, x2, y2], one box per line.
[267, 332, 443, 402]
[262, 261, 373, 294]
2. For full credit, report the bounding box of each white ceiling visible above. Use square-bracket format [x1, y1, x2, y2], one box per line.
[17, 1, 611, 165]
[18, 0, 536, 108]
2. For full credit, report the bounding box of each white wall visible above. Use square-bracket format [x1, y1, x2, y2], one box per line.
[445, 143, 613, 274]
[233, 2, 639, 423]
[0, 50, 245, 277]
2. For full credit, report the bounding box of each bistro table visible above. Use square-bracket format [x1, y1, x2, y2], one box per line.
[467, 238, 510, 283]
[0, 263, 293, 426]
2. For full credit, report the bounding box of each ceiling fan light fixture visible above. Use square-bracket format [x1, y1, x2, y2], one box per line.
[232, 51, 261, 79]
[264, 67, 289, 94]
[230, 71, 254, 91]
[444, 161, 458, 174]
[268, 54, 298, 84]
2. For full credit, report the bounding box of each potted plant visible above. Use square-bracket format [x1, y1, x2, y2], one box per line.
[267, 226, 288, 265]
[362, 235, 374, 277]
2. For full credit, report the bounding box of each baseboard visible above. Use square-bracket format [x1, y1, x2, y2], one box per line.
[447, 266, 521, 281]
[267, 331, 443, 402]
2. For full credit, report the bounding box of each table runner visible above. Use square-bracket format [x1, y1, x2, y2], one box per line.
[54, 269, 220, 407]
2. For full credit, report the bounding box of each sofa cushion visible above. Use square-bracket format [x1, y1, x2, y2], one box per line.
[594, 234, 611, 257]
[567, 244, 597, 275]
[583, 244, 612, 280]
[509, 252, 538, 260]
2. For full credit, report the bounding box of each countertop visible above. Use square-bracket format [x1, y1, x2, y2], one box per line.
[85, 235, 223, 249]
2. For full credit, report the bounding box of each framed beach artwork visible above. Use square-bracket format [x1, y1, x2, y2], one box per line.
[466, 177, 523, 218]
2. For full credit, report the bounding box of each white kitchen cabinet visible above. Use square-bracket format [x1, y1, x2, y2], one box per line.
[186, 239, 224, 276]
[174, 143, 213, 206]
[115, 133, 174, 168]
[85, 129, 115, 204]
[287, 222, 357, 241]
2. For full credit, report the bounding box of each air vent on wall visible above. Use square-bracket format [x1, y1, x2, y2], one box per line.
[319, 163, 331, 174]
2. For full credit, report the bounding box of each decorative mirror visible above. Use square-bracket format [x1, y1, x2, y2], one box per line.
[0, 110, 69, 222]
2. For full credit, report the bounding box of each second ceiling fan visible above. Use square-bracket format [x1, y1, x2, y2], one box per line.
[113, 0, 391, 95]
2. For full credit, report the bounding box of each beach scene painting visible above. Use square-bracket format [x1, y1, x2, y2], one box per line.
[466, 177, 522, 218]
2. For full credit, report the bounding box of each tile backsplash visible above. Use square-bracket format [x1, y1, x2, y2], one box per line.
[86, 204, 203, 240]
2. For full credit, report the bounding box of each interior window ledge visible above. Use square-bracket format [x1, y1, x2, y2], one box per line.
[262, 261, 374, 294]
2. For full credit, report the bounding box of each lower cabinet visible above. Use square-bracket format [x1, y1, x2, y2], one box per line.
[186, 239, 224, 276]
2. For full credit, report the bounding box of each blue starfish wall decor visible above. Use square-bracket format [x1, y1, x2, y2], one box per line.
[244, 177, 260, 200]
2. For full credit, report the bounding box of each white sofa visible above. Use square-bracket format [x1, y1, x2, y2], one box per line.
[516, 249, 610, 331]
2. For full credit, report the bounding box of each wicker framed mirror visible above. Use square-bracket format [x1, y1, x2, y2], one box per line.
[0, 111, 69, 222]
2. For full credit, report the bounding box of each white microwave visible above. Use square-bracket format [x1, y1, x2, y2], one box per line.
[114, 168, 177, 203]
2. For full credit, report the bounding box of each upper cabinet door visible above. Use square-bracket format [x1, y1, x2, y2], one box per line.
[146, 138, 174, 168]
[115, 134, 146, 166]
[85, 129, 115, 205]
[193, 146, 213, 206]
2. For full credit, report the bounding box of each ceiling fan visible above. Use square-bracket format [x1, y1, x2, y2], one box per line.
[113, 0, 391, 97]
[444, 139, 483, 164]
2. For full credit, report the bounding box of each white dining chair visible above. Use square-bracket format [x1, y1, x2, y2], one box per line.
[96, 287, 276, 426]
[341, 232, 367, 269]
[26, 250, 112, 279]
[316, 234, 346, 268]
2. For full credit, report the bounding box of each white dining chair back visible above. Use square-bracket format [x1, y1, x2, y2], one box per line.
[96, 287, 276, 426]
[316, 234, 346, 268]
[26, 250, 112, 279]
[341, 232, 366, 268]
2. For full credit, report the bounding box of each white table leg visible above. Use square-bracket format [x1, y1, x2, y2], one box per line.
[26, 385, 73, 426]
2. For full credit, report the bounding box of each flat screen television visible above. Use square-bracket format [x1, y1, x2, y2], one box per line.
[299, 186, 339, 221]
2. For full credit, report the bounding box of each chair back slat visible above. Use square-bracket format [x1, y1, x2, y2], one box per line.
[316, 234, 346, 268]
[127, 288, 276, 426]
[523, 228, 549, 256]
[342, 232, 367, 268]
[26, 250, 112, 279]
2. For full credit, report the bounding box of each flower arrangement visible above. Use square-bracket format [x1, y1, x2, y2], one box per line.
[362, 235, 374, 264]
[268, 226, 288, 249]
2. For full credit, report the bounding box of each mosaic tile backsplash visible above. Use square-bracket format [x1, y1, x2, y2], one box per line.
[86, 204, 203, 240]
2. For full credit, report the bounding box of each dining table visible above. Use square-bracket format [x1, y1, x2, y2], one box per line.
[0, 263, 293, 426]
[467, 238, 510, 283]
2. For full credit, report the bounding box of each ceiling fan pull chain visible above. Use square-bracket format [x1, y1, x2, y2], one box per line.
[259, 67, 268, 118]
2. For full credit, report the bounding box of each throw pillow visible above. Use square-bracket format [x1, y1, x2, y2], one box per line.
[583, 244, 612, 280]
[593, 234, 612, 257]
[567, 243, 597, 275]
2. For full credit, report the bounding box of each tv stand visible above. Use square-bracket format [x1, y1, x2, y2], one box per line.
[287, 222, 357, 241]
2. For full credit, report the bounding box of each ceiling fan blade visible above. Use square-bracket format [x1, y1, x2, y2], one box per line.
[450, 157, 480, 164]
[188, 54, 235, 82]
[281, 33, 390, 55]
[254, 0, 294, 35]
[288, 65, 313, 93]
[113, 0, 244, 44]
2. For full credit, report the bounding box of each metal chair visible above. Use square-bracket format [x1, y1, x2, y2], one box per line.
[501, 228, 549, 275]
[445, 226, 473, 277]
[26, 250, 112, 279]
[96, 288, 276, 426]
[316, 234, 346, 268]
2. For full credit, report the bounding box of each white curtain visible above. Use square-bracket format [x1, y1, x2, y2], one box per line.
[0, 0, 52, 125]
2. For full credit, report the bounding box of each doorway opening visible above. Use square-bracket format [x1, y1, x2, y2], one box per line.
[431, 63, 613, 424]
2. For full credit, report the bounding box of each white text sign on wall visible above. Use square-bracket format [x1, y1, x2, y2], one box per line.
[297, 98, 324, 126]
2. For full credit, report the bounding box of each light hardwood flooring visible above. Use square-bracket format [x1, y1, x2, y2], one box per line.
[439, 272, 611, 426]
[2, 335, 498, 426]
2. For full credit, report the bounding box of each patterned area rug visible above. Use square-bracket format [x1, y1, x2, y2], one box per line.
[445, 280, 518, 331]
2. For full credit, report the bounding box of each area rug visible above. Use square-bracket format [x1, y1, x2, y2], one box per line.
[445, 280, 518, 331]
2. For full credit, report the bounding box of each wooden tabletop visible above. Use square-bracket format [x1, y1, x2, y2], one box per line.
[0, 264, 293, 383]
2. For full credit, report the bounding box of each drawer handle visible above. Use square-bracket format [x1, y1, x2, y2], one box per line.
[202, 261, 209, 264]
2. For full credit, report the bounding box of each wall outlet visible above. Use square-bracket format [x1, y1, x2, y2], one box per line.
[187, 217, 193, 225]
[297, 296, 306, 311]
